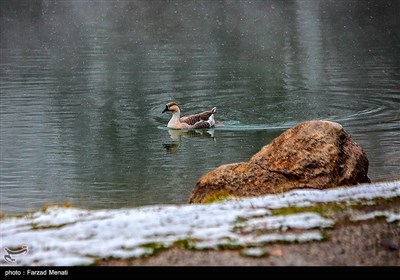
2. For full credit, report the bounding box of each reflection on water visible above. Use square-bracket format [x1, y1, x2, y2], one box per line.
[1, 0, 399, 214]
[163, 129, 216, 154]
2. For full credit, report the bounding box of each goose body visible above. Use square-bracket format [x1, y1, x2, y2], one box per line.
[162, 102, 216, 129]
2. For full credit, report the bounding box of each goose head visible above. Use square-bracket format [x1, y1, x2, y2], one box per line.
[162, 102, 181, 114]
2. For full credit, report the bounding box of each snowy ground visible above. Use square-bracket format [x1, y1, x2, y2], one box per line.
[1, 181, 399, 266]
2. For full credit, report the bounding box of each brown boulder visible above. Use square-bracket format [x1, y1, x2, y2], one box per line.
[189, 120, 371, 204]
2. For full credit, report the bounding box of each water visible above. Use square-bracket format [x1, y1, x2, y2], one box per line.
[1, 0, 399, 214]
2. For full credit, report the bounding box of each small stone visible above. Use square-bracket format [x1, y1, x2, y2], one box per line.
[240, 248, 268, 257]
[269, 248, 284, 257]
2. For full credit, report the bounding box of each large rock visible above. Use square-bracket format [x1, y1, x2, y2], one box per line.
[189, 120, 371, 203]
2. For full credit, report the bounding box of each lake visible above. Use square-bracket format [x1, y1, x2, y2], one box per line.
[1, 0, 399, 214]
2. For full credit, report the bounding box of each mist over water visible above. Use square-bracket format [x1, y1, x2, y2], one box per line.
[1, 0, 399, 214]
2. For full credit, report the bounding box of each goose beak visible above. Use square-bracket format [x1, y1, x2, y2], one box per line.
[162, 106, 169, 113]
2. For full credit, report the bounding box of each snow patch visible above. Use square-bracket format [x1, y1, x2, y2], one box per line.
[351, 210, 400, 224]
[241, 248, 267, 257]
[238, 212, 334, 232]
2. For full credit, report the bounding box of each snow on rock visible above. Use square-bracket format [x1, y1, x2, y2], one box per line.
[233, 180, 400, 209]
[1, 181, 399, 266]
[193, 230, 325, 250]
[351, 210, 400, 224]
[238, 212, 334, 232]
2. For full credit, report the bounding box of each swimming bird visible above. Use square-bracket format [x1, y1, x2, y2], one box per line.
[162, 102, 216, 129]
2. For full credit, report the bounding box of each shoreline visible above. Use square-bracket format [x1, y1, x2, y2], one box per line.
[1, 181, 399, 266]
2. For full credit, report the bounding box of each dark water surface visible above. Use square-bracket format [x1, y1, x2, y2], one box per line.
[1, 0, 399, 214]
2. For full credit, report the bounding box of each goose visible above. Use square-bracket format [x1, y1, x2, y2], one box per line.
[162, 102, 216, 129]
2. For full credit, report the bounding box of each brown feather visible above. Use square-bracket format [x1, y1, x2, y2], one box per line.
[192, 120, 212, 129]
[180, 108, 216, 125]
